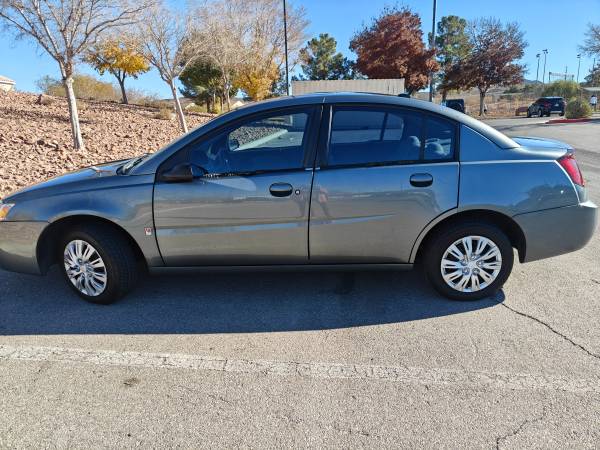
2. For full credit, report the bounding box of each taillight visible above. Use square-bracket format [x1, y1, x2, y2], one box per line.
[558, 153, 585, 186]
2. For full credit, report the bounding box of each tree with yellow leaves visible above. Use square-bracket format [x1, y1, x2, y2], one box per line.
[235, 62, 279, 101]
[86, 36, 150, 104]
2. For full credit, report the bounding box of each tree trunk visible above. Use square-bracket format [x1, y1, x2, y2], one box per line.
[441, 90, 448, 102]
[479, 90, 486, 116]
[170, 81, 188, 133]
[118, 76, 128, 104]
[223, 74, 231, 111]
[63, 76, 85, 151]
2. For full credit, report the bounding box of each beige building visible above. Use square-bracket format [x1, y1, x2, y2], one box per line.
[0, 76, 15, 92]
[292, 79, 405, 96]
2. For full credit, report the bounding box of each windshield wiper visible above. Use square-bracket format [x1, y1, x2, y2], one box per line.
[119, 154, 149, 174]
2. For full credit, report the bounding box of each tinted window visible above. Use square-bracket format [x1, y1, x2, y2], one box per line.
[424, 116, 455, 160]
[189, 109, 312, 174]
[327, 108, 423, 166]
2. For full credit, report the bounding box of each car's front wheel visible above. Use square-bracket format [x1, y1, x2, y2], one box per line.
[423, 222, 514, 301]
[60, 225, 139, 304]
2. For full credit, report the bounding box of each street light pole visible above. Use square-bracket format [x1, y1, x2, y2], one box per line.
[577, 54, 581, 83]
[283, 0, 290, 96]
[542, 49, 548, 84]
[428, 0, 437, 102]
[535, 53, 540, 82]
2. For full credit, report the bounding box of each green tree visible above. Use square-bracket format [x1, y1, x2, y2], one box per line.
[179, 59, 237, 113]
[299, 33, 355, 80]
[582, 66, 600, 86]
[434, 15, 471, 100]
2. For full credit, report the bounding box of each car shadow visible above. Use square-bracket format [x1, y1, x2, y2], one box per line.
[0, 268, 504, 335]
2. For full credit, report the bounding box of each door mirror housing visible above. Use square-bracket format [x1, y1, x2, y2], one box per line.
[161, 163, 194, 183]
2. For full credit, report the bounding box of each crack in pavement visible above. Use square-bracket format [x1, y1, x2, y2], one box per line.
[495, 406, 548, 449]
[499, 302, 600, 360]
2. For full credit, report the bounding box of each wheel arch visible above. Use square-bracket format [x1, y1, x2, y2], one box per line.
[36, 215, 147, 274]
[412, 209, 527, 264]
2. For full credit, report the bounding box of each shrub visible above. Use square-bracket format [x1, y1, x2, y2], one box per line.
[127, 89, 162, 108]
[542, 80, 581, 101]
[565, 99, 592, 119]
[153, 107, 174, 120]
[186, 104, 209, 113]
[35, 74, 119, 101]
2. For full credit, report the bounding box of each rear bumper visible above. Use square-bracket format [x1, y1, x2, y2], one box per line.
[0, 221, 47, 274]
[515, 201, 598, 263]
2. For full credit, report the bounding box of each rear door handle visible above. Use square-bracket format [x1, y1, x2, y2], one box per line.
[269, 182, 293, 197]
[410, 173, 433, 187]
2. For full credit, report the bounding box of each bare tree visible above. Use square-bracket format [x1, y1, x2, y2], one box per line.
[580, 23, 600, 58]
[141, 2, 202, 132]
[194, 0, 252, 111]
[194, 0, 308, 107]
[0, 0, 149, 150]
[249, 0, 308, 72]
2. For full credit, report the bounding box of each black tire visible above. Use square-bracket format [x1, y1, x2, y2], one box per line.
[423, 222, 514, 301]
[59, 224, 139, 304]
[526, 109, 531, 118]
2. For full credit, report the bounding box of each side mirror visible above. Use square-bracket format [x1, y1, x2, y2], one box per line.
[160, 163, 194, 183]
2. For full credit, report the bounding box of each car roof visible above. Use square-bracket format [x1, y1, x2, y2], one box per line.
[133, 92, 518, 175]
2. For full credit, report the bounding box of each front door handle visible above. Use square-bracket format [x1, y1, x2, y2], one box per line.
[410, 173, 433, 187]
[269, 182, 293, 197]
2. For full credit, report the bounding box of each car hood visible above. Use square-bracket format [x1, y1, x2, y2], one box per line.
[3, 159, 130, 203]
[512, 136, 572, 159]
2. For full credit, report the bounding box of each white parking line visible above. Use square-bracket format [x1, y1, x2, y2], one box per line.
[1, 344, 598, 394]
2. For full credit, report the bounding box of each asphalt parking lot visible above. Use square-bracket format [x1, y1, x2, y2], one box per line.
[1, 117, 599, 448]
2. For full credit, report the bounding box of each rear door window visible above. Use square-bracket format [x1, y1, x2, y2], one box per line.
[327, 107, 423, 166]
[326, 106, 456, 166]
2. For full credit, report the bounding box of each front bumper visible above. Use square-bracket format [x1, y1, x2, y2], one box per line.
[514, 201, 598, 263]
[0, 221, 47, 274]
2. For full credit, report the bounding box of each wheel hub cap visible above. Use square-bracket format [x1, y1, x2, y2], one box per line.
[64, 240, 107, 296]
[440, 235, 502, 293]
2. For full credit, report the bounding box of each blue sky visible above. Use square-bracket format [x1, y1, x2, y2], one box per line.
[1, 0, 599, 97]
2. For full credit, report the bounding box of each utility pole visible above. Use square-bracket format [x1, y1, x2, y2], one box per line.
[428, 0, 437, 102]
[577, 54, 581, 83]
[535, 53, 540, 82]
[283, 0, 290, 96]
[542, 49, 548, 84]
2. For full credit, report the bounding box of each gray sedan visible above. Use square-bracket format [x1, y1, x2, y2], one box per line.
[0, 93, 597, 304]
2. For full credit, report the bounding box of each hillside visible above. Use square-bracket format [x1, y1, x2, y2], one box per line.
[0, 91, 213, 198]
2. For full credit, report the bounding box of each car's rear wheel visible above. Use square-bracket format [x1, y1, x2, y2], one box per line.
[423, 222, 514, 301]
[59, 225, 139, 304]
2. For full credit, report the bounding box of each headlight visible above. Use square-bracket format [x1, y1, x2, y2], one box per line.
[0, 203, 15, 221]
